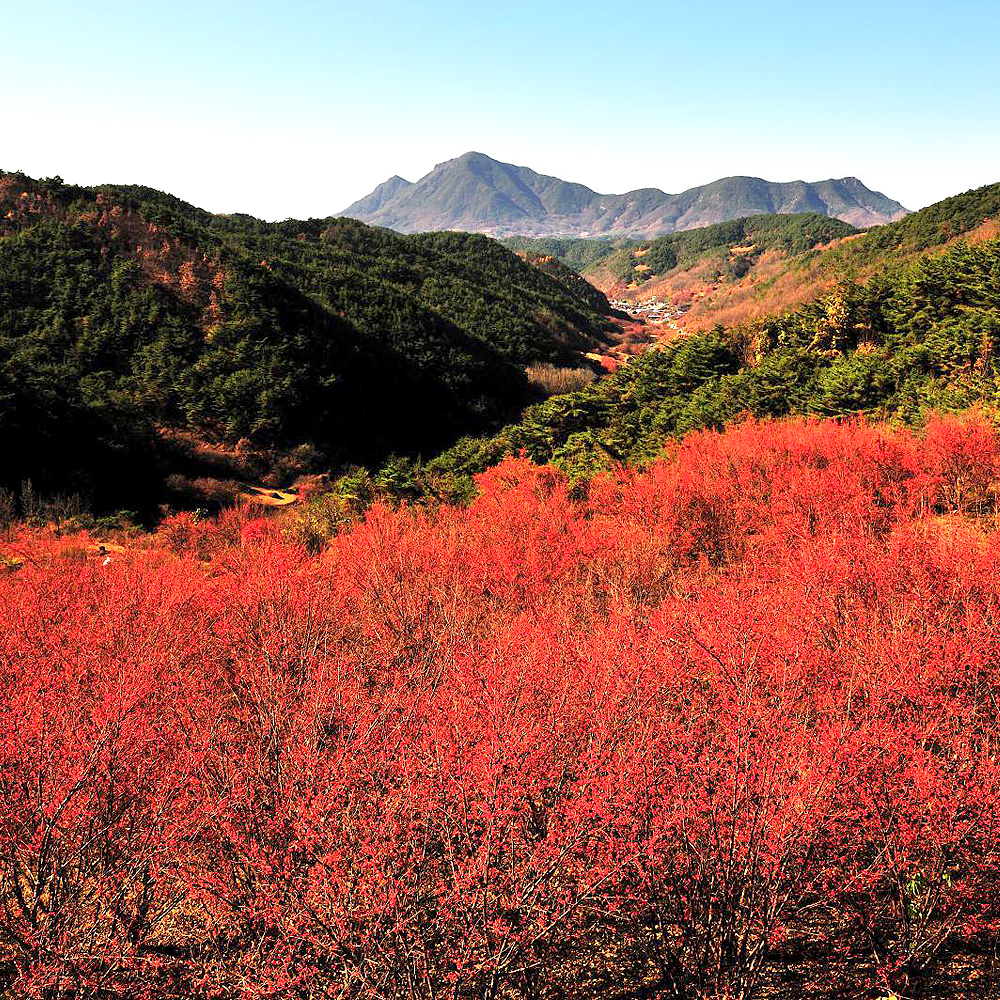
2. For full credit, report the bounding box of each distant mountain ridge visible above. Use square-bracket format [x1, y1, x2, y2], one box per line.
[339, 152, 909, 237]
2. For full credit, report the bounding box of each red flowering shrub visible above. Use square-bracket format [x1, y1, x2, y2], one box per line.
[3, 415, 1000, 997]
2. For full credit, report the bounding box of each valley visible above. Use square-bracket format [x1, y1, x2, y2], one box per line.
[4, 163, 1000, 1000]
[6, 2, 1000, 998]
[3, 172, 999, 519]
[0, 172, 624, 515]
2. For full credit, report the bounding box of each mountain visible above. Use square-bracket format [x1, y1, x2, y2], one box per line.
[0, 171, 616, 513]
[339, 152, 909, 237]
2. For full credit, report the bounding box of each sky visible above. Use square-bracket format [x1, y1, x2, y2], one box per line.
[3, 0, 998, 220]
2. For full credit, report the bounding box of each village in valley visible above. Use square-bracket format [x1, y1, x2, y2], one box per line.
[608, 294, 683, 333]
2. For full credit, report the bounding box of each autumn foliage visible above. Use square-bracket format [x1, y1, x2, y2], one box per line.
[4, 415, 1000, 998]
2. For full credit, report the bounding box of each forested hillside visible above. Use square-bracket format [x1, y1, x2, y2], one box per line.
[500, 235, 630, 272]
[506, 183, 1000, 335]
[337, 210, 1000, 509]
[0, 172, 616, 512]
[505, 213, 858, 285]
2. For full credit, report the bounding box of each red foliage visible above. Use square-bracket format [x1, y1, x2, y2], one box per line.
[4, 415, 1000, 997]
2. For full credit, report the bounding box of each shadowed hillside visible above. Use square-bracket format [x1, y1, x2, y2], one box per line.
[0, 171, 617, 513]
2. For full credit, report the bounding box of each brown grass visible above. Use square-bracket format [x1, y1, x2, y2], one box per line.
[526, 363, 598, 396]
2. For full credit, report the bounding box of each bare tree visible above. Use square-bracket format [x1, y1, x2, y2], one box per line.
[0, 489, 15, 542]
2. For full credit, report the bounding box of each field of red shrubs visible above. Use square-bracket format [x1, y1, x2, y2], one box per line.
[4, 416, 1000, 999]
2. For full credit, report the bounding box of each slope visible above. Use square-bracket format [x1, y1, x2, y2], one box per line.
[331, 182, 1000, 503]
[507, 183, 1000, 336]
[0, 171, 617, 513]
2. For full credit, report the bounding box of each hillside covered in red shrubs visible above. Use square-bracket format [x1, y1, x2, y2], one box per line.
[4, 415, 1000, 998]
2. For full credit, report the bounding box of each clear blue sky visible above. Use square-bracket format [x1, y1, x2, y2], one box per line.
[4, 0, 998, 220]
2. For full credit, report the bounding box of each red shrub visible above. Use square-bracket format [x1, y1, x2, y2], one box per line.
[3, 414, 1000, 996]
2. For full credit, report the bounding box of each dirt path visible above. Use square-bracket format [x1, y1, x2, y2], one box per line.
[239, 484, 300, 508]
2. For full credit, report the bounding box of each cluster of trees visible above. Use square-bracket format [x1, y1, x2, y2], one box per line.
[364, 234, 1000, 503]
[0, 173, 616, 512]
[508, 252, 614, 315]
[4, 415, 1000, 998]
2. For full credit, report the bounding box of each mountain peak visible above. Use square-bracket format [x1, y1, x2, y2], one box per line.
[431, 151, 495, 172]
[340, 173, 413, 218]
[338, 154, 909, 237]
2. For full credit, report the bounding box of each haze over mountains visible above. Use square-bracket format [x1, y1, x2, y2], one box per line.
[340, 152, 910, 238]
